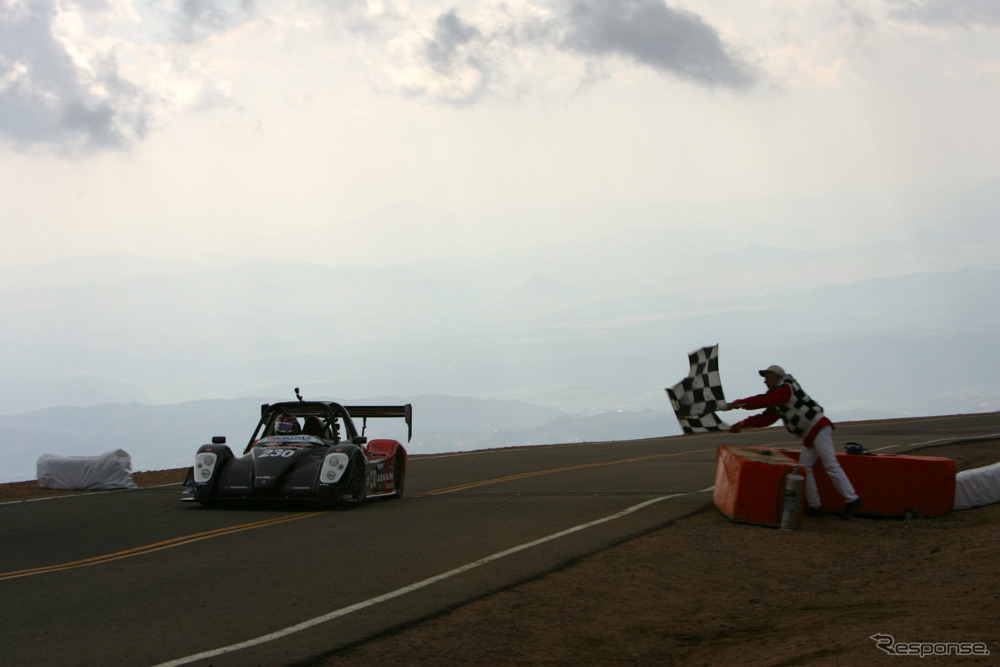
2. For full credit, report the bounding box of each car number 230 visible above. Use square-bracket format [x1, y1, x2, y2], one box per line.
[258, 448, 296, 458]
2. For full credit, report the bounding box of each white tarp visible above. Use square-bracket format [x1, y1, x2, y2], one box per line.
[36, 449, 138, 490]
[953, 462, 1000, 510]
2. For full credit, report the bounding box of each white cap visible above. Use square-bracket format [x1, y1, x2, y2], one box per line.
[758, 365, 786, 377]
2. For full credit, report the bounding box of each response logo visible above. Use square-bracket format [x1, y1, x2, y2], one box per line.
[870, 633, 990, 658]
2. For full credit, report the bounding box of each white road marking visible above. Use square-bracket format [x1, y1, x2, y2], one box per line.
[0, 489, 122, 506]
[151, 486, 714, 667]
[870, 432, 1000, 452]
[0, 483, 182, 507]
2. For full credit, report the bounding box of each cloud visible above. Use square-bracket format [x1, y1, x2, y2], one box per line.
[558, 0, 758, 89]
[388, 0, 758, 105]
[0, 0, 154, 153]
[424, 9, 485, 75]
[168, 0, 257, 44]
[887, 0, 1000, 27]
[1, 0, 761, 152]
[416, 9, 494, 105]
[383, 4, 544, 106]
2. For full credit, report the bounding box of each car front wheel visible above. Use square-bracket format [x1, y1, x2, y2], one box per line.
[346, 456, 366, 507]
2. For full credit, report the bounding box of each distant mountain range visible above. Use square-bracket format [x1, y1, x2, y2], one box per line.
[1, 256, 997, 412]
[0, 394, 676, 483]
[0, 391, 985, 484]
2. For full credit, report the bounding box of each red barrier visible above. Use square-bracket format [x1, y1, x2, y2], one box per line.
[770, 448, 956, 518]
[714, 445, 806, 528]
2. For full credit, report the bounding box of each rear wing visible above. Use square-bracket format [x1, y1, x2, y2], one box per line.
[346, 404, 413, 442]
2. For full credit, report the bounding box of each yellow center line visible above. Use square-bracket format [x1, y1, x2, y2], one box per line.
[418, 448, 715, 496]
[3, 447, 718, 581]
[0, 511, 326, 582]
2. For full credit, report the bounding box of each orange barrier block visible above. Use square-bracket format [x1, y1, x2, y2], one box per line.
[714, 445, 806, 528]
[771, 448, 956, 518]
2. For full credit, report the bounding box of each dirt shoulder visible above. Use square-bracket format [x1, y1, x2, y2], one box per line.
[0, 468, 188, 500]
[318, 440, 999, 667]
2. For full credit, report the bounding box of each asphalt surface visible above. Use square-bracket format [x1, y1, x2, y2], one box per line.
[1, 413, 998, 666]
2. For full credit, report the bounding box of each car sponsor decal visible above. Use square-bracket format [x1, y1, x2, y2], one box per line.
[257, 449, 296, 458]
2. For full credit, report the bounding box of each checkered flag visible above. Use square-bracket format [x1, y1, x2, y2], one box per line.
[665, 345, 731, 433]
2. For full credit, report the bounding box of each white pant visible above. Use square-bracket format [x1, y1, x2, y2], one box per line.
[799, 425, 859, 509]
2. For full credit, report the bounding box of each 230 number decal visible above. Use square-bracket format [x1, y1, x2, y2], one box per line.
[258, 449, 295, 458]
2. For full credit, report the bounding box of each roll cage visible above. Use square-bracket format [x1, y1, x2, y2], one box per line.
[247, 401, 362, 453]
[246, 400, 413, 454]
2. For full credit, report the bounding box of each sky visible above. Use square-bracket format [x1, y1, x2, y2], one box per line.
[2, 0, 999, 268]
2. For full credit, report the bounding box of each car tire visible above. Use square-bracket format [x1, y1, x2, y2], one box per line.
[346, 455, 366, 507]
[391, 451, 405, 499]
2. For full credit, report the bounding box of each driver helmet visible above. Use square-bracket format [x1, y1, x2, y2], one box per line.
[274, 414, 300, 435]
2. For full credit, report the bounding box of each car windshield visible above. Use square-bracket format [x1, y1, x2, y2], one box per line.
[246, 402, 356, 453]
[265, 412, 345, 442]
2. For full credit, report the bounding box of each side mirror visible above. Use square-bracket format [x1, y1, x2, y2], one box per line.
[212, 436, 226, 444]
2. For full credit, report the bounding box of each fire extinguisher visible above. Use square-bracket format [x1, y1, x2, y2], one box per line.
[779, 468, 805, 531]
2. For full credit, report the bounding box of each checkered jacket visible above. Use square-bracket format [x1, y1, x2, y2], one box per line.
[731, 376, 832, 446]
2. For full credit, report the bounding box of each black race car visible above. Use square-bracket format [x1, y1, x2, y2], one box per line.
[185, 394, 411, 507]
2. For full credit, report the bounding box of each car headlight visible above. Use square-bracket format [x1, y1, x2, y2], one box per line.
[194, 452, 218, 482]
[320, 452, 350, 484]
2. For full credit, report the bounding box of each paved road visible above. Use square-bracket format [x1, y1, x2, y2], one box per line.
[1, 413, 998, 666]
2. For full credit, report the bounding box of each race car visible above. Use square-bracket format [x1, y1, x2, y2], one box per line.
[184, 394, 411, 507]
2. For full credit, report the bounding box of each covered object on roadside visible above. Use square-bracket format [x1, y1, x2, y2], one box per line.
[36, 449, 138, 490]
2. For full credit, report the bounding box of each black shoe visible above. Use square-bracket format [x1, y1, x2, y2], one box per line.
[842, 498, 863, 519]
[804, 505, 823, 517]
